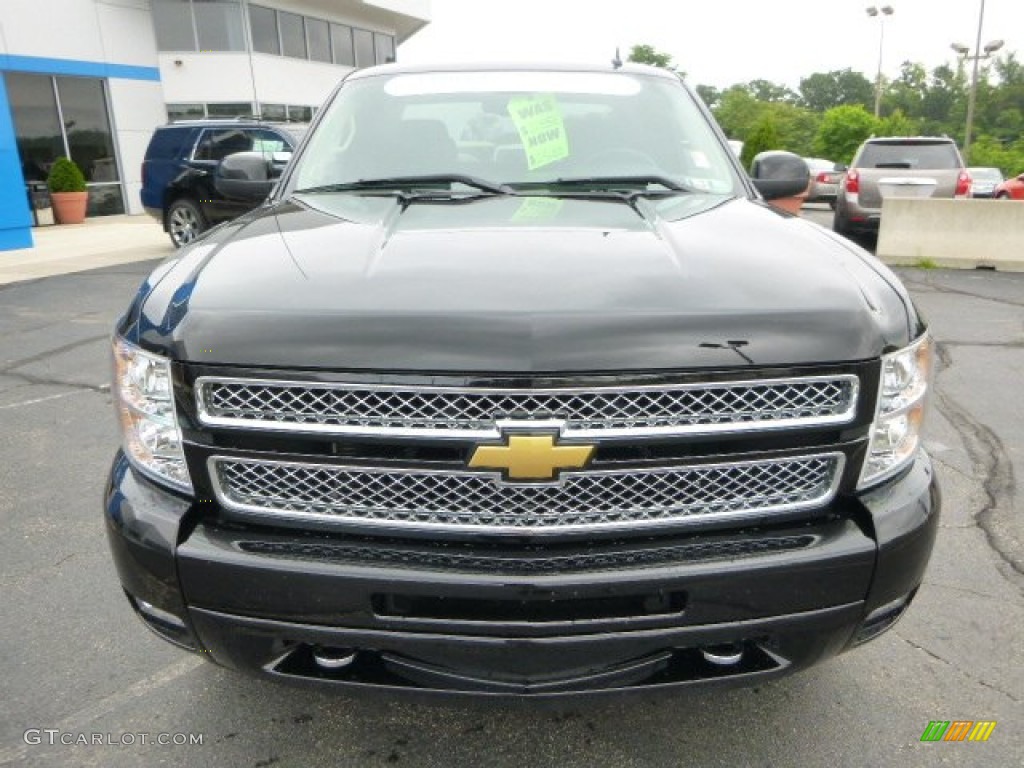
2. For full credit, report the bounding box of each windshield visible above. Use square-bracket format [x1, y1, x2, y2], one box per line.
[287, 70, 741, 196]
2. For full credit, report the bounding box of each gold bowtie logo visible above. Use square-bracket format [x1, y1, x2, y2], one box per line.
[468, 433, 595, 481]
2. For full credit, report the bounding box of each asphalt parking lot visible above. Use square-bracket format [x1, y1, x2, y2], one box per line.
[1, 229, 1021, 767]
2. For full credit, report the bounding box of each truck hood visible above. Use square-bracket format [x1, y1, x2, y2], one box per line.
[127, 193, 917, 372]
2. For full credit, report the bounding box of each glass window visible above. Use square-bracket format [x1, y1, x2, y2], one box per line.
[206, 102, 254, 117]
[87, 185, 126, 216]
[145, 128, 194, 161]
[193, 0, 245, 51]
[331, 24, 354, 66]
[251, 129, 290, 156]
[306, 18, 331, 63]
[5, 73, 64, 183]
[858, 141, 961, 170]
[167, 103, 206, 120]
[374, 33, 395, 65]
[249, 5, 279, 55]
[152, 0, 197, 51]
[55, 77, 119, 184]
[279, 12, 306, 58]
[353, 28, 374, 68]
[287, 105, 313, 122]
[194, 128, 259, 162]
[261, 103, 287, 121]
[6, 72, 126, 216]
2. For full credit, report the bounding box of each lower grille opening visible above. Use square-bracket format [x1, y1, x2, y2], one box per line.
[371, 591, 687, 623]
[268, 639, 783, 694]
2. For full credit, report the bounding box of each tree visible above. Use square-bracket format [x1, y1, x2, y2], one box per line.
[712, 85, 820, 157]
[920, 63, 966, 135]
[878, 109, 919, 137]
[799, 69, 874, 112]
[884, 61, 927, 120]
[713, 85, 763, 140]
[740, 115, 781, 170]
[745, 79, 798, 104]
[814, 105, 878, 163]
[695, 84, 721, 110]
[626, 44, 682, 76]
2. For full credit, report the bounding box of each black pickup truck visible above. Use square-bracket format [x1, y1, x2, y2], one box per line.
[105, 63, 938, 698]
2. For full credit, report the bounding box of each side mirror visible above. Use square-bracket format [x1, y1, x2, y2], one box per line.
[214, 152, 275, 202]
[834, 163, 848, 172]
[749, 150, 810, 201]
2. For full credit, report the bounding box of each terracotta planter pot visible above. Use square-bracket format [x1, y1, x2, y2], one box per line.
[50, 191, 89, 224]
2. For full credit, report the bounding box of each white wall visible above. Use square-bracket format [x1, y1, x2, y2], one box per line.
[108, 79, 167, 214]
[157, 52, 352, 109]
[0, 0, 158, 68]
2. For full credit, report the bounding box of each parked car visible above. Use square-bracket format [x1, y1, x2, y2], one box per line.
[803, 157, 844, 208]
[106, 62, 938, 698]
[140, 118, 307, 247]
[968, 166, 1004, 198]
[993, 171, 1024, 200]
[833, 136, 970, 237]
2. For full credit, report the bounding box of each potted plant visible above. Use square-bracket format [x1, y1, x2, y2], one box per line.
[47, 157, 89, 224]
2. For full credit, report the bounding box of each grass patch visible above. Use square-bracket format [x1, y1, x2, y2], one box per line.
[914, 258, 939, 269]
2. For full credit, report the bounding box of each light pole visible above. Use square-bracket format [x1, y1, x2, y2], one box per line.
[951, 0, 1004, 161]
[866, 5, 894, 118]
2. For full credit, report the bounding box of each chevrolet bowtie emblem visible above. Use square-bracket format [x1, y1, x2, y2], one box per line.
[468, 433, 595, 481]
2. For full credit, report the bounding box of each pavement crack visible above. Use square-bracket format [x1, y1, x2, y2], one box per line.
[900, 275, 1024, 309]
[929, 454, 974, 482]
[921, 580, 1005, 601]
[933, 343, 1022, 578]
[0, 333, 110, 373]
[892, 631, 1021, 704]
[1, 368, 109, 394]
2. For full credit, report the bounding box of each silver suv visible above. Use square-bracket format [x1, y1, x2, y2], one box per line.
[833, 137, 970, 237]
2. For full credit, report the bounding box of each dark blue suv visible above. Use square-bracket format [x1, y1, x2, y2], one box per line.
[141, 119, 306, 247]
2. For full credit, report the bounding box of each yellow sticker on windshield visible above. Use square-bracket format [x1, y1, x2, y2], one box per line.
[507, 95, 569, 170]
[511, 196, 564, 221]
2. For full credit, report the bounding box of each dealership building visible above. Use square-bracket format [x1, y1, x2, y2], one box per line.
[0, 0, 430, 251]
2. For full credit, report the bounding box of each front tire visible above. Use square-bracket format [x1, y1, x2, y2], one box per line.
[166, 198, 206, 248]
[996, 193, 1010, 200]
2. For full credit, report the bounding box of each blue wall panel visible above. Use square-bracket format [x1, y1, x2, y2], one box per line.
[0, 74, 34, 251]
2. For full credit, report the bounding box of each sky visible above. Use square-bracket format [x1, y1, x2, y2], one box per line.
[399, 0, 1024, 91]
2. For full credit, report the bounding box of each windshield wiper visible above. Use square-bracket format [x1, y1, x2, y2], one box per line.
[510, 175, 694, 197]
[293, 174, 516, 197]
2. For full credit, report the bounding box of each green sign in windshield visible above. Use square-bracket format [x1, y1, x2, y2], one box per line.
[507, 95, 569, 170]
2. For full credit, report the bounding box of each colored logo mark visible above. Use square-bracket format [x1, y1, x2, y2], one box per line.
[920, 721, 996, 742]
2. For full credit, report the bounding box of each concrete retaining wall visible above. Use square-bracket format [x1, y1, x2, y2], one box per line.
[876, 198, 1024, 271]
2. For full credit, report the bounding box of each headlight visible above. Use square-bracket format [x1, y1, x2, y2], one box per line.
[112, 337, 192, 493]
[858, 334, 933, 489]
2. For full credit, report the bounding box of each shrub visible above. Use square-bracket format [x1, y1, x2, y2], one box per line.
[741, 116, 782, 170]
[47, 157, 87, 193]
[813, 105, 879, 164]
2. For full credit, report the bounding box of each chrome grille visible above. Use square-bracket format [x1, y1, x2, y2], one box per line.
[195, 375, 859, 438]
[210, 454, 844, 535]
